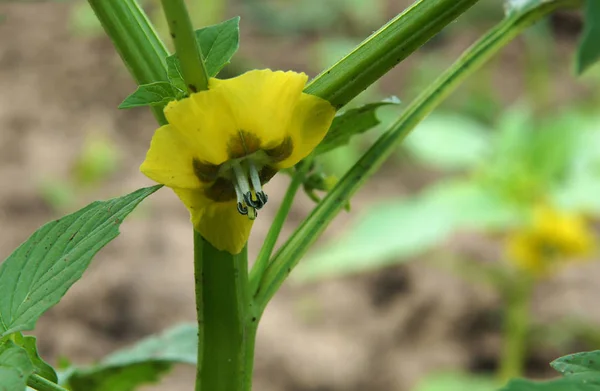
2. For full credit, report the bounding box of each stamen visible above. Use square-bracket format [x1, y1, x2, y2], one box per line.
[249, 161, 268, 209]
[233, 181, 248, 215]
[231, 160, 268, 220]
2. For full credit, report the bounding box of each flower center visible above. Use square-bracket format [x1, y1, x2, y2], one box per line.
[231, 160, 268, 220]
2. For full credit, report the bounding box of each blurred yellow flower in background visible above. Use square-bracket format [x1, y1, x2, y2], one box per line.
[141, 69, 336, 254]
[506, 204, 595, 276]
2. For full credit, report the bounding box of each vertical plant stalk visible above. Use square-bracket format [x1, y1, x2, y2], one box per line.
[158, 3, 254, 390]
[88, 0, 169, 125]
[200, 241, 255, 391]
[254, 0, 583, 311]
[499, 276, 533, 382]
[160, 0, 210, 92]
[193, 231, 205, 389]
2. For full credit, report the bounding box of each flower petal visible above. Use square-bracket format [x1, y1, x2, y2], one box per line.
[173, 188, 253, 254]
[275, 93, 336, 168]
[140, 124, 201, 189]
[163, 89, 238, 165]
[209, 69, 309, 151]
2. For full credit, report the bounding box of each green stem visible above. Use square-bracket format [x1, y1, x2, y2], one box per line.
[27, 375, 69, 391]
[88, 0, 169, 125]
[200, 239, 255, 391]
[499, 275, 533, 382]
[193, 231, 204, 391]
[249, 161, 312, 296]
[160, 0, 210, 92]
[255, 0, 582, 311]
[304, 0, 481, 108]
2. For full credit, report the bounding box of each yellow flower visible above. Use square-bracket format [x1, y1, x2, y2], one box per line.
[140, 69, 336, 254]
[506, 204, 595, 276]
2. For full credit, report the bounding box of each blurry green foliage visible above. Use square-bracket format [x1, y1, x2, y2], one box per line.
[73, 134, 121, 186]
[242, 0, 384, 35]
[405, 112, 492, 170]
[38, 134, 121, 211]
[576, 0, 600, 74]
[415, 371, 498, 391]
[63, 324, 197, 390]
[69, 1, 103, 36]
[296, 106, 600, 281]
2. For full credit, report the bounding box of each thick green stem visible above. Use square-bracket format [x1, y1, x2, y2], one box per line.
[193, 231, 205, 391]
[88, 0, 169, 125]
[255, 0, 582, 311]
[160, 0, 210, 92]
[199, 240, 255, 391]
[304, 0, 481, 108]
[249, 161, 312, 296]
[499, 276, 533, 382]
[27, 375, 69, 391]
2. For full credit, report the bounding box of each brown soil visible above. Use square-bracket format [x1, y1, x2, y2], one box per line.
[0, 2, 597, 391]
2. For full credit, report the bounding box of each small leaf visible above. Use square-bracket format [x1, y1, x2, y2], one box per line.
[64, 324, 198, 391]
[12, 333, 57, 383]
[576, 0, 600, 74]
[499, 373, 600, 391]
[118, 82, 177, 109]
[0, 185, 161, 337]
[500, 351, 600, 391]
[68, 362, 171, 391]
[315, 97, 400, 155]
[0, 340, 34, 391]
[165, 55, 187, 94]
[551, 351, 600, 375]
[196, 16, 240, 77]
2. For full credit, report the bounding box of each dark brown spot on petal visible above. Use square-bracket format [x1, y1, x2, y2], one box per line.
[228, 130, 261, 159]
[265, 137, 293, 162]
[259, 166, 278, 185]
[192, 158, 221, 183]
[204, 177, 237, 202]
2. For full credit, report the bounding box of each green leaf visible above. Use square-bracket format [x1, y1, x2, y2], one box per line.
[195, 16, 240, 77]
[404, 112, 491, 170]
[0, 340, 34, 391]
[0, 185, 161, 337]
[500, 373, 600, 391]
[500, 351, 600, 391]
[165, 55, 187, 94]
[551, 351, 600, 375]
[68, 363, 170, 391]
[315, 97, 400, 155]
[12, 333, 57, 383]
[576, 0, 600, 74]
[64, 324, 197, 391]
[294, 181, 519, 281]
[118, 82, 177, 109]
[162, 17, 240, 95]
